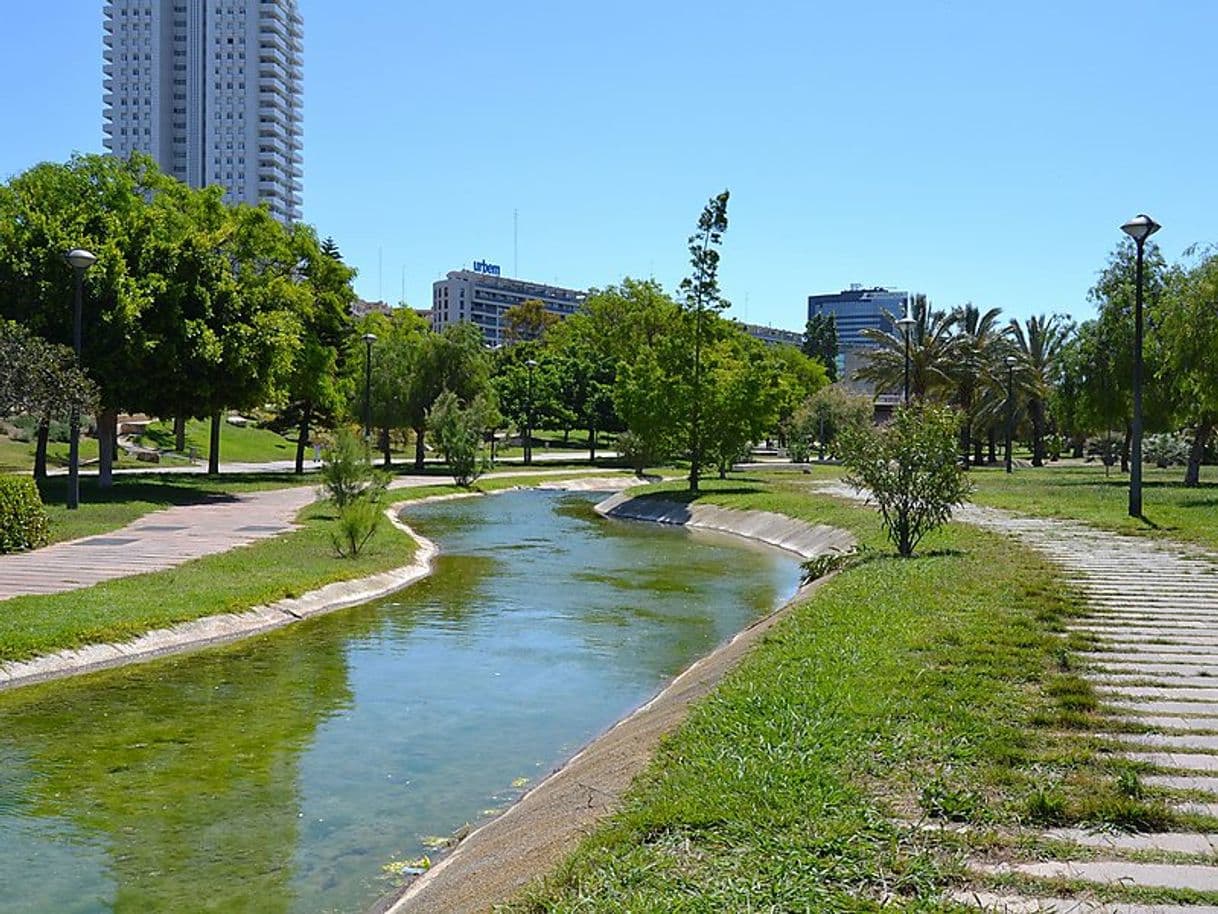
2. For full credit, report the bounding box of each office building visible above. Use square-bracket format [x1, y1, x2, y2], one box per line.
[432, 265, 585, 346]
[738, 321, 805, 348]
[103, 0, 304, 223]
[806, 285, 906, 351]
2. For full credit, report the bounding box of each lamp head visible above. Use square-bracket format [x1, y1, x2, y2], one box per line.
[362, 332, 377, 344]
[1120, 214, 1161, 244]
[525, 359, 539, 368]
[64, 249, 98, 271]
[1005, 355, 1018, 367]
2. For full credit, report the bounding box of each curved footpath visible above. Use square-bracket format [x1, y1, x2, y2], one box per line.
[0, 471, 633, 692]
[379, 493, 855, 914]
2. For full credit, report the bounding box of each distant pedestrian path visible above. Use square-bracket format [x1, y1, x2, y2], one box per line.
[0, 468, 618, 602]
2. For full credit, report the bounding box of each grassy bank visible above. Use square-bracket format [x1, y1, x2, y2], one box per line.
[966, 462, 1218, 551]
[506, 476, 1189, 912]
[0, 471, 634, 665]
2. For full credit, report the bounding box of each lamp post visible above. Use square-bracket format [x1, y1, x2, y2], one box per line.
[1004, 354, 1018, 474]
[63, 249, 97, 510]
[524, 358, 538, 466]
[361, 332, 377, 441]
[1120, 213, 1161, 518]
[895, 295, 917, 405]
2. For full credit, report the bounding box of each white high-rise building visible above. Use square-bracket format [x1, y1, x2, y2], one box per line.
[103, 0, 303, 223]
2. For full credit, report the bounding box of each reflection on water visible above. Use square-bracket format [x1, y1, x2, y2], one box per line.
[0, 491, 800, 914]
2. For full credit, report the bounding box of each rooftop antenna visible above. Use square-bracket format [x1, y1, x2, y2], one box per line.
[513, 208, 519, 277]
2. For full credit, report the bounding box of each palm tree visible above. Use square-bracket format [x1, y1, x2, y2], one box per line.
[1008, 314, 1072, 466]
[856, 294, 956, 401]
[946, 303, 1005, 466]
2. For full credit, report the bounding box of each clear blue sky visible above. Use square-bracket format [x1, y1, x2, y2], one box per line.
[1, 1, 1214, 330]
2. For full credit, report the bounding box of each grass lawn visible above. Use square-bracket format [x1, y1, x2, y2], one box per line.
[967, 461, 1218, 552]
[137, 417, 298, 463]
[506, 474, 1196, 912]
[0, 470, 636, 665]
[34, 472, 318, 545]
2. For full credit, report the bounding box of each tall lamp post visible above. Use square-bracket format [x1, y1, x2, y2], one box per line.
[896, 295, 916, 405]
[1004, 354, 1018, 474]
[524, 358, 538, 466]
[361, 332, 377, 441]
[1120, 213, 1161, 518]
[63, 249, 97, 510]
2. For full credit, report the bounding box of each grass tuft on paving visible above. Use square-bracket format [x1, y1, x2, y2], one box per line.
[504, 475, 1187, 912]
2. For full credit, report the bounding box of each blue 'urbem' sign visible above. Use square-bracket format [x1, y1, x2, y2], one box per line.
[473, 260, 501, 276]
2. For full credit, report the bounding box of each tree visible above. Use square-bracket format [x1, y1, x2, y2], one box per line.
[786, 384, 873, 461]
[945, 304, 1005, 466]
[430, 390, 499, 486]
[803, 311, 839, 381]
[839, 403, 972, 557]
[769, 344, 830, 441]
[1155, 246, 1218, 486]
[855, 295, 956, 401]
[614, 346, 675, 475]
[677, 189, 731, 493]
[501, 299, 559, 344]
[702, 334, 784, 478]
[320, 236, 343, 261]
[1008, 313, 1071, 467]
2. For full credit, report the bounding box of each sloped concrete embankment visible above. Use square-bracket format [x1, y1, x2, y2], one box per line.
[381, 495, 854, 914]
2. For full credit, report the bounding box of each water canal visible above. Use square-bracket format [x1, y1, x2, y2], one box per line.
[0, 490, 801, 914]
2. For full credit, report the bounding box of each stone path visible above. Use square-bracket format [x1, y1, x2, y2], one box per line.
[817, 484, 1218, 912]
[0, 468, 622, 602]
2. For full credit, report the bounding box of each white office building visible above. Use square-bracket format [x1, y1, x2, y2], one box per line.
[103, 0, 303, 223]
[432, 265, 586, 347]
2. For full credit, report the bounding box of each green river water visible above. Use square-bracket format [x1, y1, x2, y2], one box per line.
[0, 490, 800, 913]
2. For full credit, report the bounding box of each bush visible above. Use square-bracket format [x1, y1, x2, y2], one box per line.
[786, 384, 873, 461]
[838, 402, 972, 557]
[321, 429, 389, 558]
[430, 390, 497, 487]
[0, 475, 50, 553]
[616, 431, 663, 478]
[1085, 433, 1122, 468]
[1144, 432, 1190, 468]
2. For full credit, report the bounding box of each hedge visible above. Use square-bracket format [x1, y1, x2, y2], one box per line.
[0, 475, 50, 554]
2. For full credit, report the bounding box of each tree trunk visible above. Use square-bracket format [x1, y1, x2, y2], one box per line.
[33, 417, 50, 480]
[987, 428, 997, 464]
[563, 428, 570, 445]
[381, 427, 392, 468]
[588, 426, 597, 463]
[294, 401, 311, 475]
[1031, 399, 1045, 467]
[1071, 435, 1085, 459]
[208, 412, 222, 475]
[1121, 422, 1131, 473]
[973, 435, 984, 467]
[174, 415, 187, 453]
[961, 423, 972, 469]
[1185, 421, 1214, 487]
[97, 409, 118, 489]
[718, 462, 728, 480]
[414, 423, 426, 471]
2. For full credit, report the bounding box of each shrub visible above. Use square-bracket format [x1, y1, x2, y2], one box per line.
[616, 431, 663, 478]
[1144, 432, 1190, 468]
[0, 475, 50, 553]
[786, 384, 873, 461]
[1085, 433, 1122, 468]
[838, 402, 972, 557]
[321, 428, 388, 509]
[430, 390, 497, 487]
[331, 498, 383, 559]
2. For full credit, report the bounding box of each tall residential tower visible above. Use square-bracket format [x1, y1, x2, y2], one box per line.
[103, 0, 303, 223]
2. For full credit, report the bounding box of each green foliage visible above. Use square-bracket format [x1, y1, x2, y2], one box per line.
[1144, 432, 1190, 468]
[0, 475, 50, 553]
[331, 497, 383, 559]
[839, 402, 973, 556]
[0, 320, 97, 421]
[802, 310, 839, 381]
[430, 390, 498, 486]
[787, 384, 873, 461]
[321, 429, 388, 510]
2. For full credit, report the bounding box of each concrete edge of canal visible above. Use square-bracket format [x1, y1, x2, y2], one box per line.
[377, 494, 856, 914]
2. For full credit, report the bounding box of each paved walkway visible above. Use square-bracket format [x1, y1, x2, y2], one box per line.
[0, 468, 619, 602]
[819, 484, 1218, 913]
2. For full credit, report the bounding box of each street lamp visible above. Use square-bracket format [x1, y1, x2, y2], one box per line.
[524, 358, 539, 466]
[361, 332, 377, 441]
[895, 295, 917, 405]
[1120, 213, 1161, 518]
[1004, 354, 1018, 474]
[63, 248, 97, 511]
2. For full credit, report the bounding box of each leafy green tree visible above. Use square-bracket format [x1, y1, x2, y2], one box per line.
[945, 304, 1005, 466]
[1155, 246, 1218, 485]
[787, 384, 873, 461]
[614, 346, 675, 475]
[839, 402, 972, 557]
[768, 343, 830, 442]
[430, 390, 499, 486]
[678, 189, 731, 493]
[803, 311, 839, 381]
[501, 299, 559, 344]
[702, 334, 784, 477]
